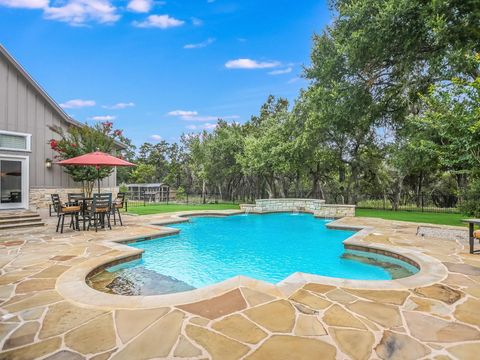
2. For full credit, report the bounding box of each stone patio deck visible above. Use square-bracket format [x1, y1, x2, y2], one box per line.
[0, 211, 480, 359]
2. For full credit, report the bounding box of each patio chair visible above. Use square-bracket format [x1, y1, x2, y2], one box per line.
[68, 193, 89, 229]
[88, 193, 112, 232]
[51, 194, 81, 233]
[111, 192, 126, 226]
[67, 193, 85, 204]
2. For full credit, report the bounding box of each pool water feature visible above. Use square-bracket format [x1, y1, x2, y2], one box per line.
[89, 213, 418, 295]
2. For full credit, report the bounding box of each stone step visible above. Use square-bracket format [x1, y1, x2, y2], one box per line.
[0, 212, 39, 221]
[0, 216, 42, 225]
[0, 220, 45, 230]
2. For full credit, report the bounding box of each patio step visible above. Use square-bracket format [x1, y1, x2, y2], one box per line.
[0, 211, 44, 230]
[0, 211, 38, 220]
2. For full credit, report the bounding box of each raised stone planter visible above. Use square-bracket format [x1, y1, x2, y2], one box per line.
[240, 198, 355, 218]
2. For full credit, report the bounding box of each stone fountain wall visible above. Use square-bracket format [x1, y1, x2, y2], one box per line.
[240, 198, 355, 218]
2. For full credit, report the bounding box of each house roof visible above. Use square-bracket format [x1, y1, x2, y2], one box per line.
[0, 44, 126, 149]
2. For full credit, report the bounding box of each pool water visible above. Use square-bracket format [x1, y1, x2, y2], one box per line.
[89, 213, 418, 295]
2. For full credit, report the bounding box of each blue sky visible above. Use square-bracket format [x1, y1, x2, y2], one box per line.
[0, 0, 331, 146]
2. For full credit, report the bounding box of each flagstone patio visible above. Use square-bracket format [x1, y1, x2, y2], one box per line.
[1, 211, 480, 359]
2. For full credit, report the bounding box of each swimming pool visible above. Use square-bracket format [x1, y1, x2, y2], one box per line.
[89, 213, 418, 295]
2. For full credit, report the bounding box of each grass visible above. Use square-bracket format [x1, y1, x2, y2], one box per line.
[126, 203, 240, 215]
[126, 202, 466, 226]
[356, 208, 467, 227]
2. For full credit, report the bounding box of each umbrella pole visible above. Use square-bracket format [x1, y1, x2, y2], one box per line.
[97, 167, 101, 194]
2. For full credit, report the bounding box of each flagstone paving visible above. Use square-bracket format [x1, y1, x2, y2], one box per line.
[1, 211, 480, 359]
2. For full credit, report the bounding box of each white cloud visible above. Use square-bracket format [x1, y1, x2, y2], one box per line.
[0, 0, 47, 9]
[103, 102, 135, 109]
[287, 77, 301, 84]
[168, 110, 198, 117]
[44, 0, 120, 26]
[191, 17, 203, 26]
[186, 123, 217, 131]
[150, 134, 162, 141]
[203, 123, 217, 129]
[133, 14, 184, 28]
[60, 99, 96, 109]
[169, 110, 239, 122]
[90, 115, 116, 121]
[225, 58, 280, 69]
[268, 67, 292, 75]
[184, 38, 215, 49]
[127, 0, 152, 13]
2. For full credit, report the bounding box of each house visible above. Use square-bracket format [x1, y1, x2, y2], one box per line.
[0, 44, 120, 210]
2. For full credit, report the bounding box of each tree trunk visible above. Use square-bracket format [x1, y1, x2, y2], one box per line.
[415, 171, 424, 207]
[295, 171, 301, 198]
[202, 179, 206, 204]
[265, 175, 276, 198]
[391, 176, 404, 211]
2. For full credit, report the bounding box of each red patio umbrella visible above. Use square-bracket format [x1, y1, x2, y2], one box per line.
[57, 151, 135, 194]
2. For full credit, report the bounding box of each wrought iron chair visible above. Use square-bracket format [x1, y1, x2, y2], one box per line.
[111, 192, 126, 226]
[68, 193, 88, 229]
[88, 193, 112, 232]
[51, 194, 80, 233]
[67, 193, 85, 204]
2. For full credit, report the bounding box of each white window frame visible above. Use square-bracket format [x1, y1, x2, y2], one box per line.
[0, 130, 32, 152]
[0, 154, 29, 210]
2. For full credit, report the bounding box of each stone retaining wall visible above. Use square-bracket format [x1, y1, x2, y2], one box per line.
[29, 187, 119, 210]
[240, 198, 355, 218]
[314, 204, 356, 218]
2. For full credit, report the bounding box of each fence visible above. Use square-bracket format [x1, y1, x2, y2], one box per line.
[123, 190, 465, 214]
[124, 191, 239, 210]
[356, 193, 462, 213]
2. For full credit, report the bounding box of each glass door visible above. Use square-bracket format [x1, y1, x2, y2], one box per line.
[0, 156, 28, 209]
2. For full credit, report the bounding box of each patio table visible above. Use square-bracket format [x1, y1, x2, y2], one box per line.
[71, 197, 93, 231]
[461, 219, 480, 254]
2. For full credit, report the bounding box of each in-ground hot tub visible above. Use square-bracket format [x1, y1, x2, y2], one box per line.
[88, 213, 418, 296]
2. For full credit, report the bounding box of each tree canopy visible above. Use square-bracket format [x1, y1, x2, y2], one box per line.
[118, 0, 479, 212]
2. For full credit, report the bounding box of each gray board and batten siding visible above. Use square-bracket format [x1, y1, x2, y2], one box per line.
[0, 44, 117, 194]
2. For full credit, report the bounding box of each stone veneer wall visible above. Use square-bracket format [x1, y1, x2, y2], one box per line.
[240, 198, 355, 218]
[29, 187, 119, 210]
[315, 204, 356, 218]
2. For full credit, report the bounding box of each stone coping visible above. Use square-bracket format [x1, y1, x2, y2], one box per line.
[56, 211, 448, 310]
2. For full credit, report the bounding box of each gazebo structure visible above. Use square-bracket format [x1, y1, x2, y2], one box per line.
[127, 183, 171, 202]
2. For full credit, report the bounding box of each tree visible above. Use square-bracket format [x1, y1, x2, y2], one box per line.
[116, 136, 136, 184]
[238, 96, 294, 198]
[408, 62, 480, 189]
[130, 163, 156, 184]
[116, 0, 479, 209]
[49, 121, 125, 196]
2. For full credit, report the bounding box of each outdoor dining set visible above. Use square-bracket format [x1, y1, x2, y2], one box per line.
[50, 192, 126, 233]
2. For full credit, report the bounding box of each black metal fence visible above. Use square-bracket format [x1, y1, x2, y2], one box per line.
[124, 191, 239, 211]
[122, 190, 465, 214]
[355, 193, 462, 213]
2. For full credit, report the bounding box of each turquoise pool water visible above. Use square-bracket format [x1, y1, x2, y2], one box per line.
[96, 213, 418, 294]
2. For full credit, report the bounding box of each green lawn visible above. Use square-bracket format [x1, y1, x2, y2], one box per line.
[126, 203, 240, 215]
[356, 208, 466, 227]
[127, 203, 466, 226]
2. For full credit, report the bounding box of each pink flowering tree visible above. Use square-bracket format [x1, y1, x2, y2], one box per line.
[48, 122, 124, 196]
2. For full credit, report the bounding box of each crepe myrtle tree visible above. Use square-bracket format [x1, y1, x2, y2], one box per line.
[48, 121, 125, 196]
